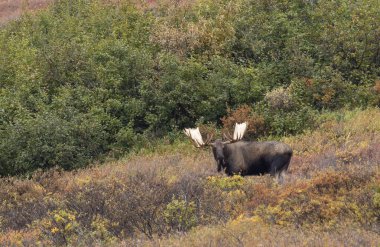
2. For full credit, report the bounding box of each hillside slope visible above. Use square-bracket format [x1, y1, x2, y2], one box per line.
[0, 0, 51, 24]
[1, 0, 379, 177]
[0, 108, 379, 246]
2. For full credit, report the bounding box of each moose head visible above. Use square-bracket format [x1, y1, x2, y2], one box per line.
[184, 122, 248, 172]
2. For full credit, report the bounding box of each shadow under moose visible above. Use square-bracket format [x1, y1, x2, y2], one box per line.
[184, 122, 293, 181]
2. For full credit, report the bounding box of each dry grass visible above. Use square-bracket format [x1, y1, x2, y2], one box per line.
[139, 220, 380, 247]
[0, 108, 379, 246]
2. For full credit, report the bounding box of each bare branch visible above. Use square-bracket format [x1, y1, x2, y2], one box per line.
[204, 133, 214, 145]
[223, 131, 233, 142]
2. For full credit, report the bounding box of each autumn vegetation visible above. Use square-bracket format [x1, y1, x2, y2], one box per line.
[0, 108, 379, 246]
[0, 0, 379, 245]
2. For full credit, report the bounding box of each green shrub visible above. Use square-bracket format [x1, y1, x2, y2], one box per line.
[0, 112, 110, 176]
[207, 175, 245, 191]
[163, 197, 197, 232]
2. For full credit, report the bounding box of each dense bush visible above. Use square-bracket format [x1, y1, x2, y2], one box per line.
[0, 112, 111, 175]
[0, 0, 379, 175]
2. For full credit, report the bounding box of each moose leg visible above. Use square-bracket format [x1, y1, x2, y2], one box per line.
[270, 167, 281, 183]
[280, 160, 291, 182]
[271, 155, 291, 183]
[217, 162, 222, 172]
[271, 170, 284, 184]
[278, 171, 286, 184]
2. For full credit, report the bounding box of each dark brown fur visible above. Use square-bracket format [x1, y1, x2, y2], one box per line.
[211, 140, 292, 178]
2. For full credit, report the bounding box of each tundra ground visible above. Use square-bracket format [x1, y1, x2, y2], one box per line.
[0, 108, 379, 246]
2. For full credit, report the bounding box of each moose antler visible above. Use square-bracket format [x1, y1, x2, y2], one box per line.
[184, 122, 246, 147]
[184, 127, 213, 148]
[223, 131, 234, 142]
[223, 122, 248, 143]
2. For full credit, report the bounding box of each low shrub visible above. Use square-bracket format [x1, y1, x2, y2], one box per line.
[36, 209, 80, 246]
[251, 169, 379, 228]
[163, 197, 197, 232]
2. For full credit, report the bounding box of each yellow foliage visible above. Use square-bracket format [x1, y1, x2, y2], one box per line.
[207, 175, 245, 190]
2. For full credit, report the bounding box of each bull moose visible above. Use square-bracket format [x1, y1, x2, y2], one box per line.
[184, 122, 292, 180]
